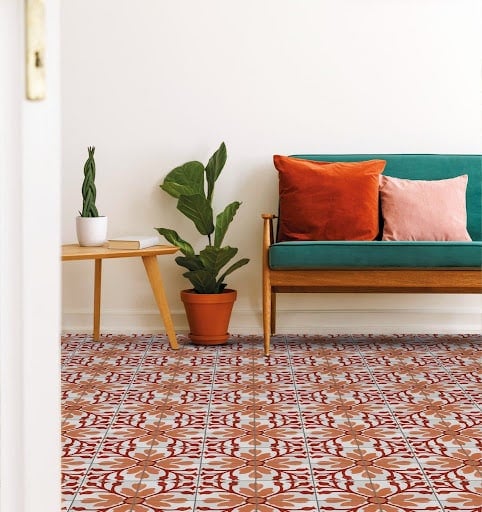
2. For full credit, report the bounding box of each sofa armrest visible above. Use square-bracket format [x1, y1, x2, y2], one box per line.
[261, 214, 278, 353]
[261, 213, 277, 250]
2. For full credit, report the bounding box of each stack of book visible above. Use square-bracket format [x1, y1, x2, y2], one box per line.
[107, 235, 160, 249]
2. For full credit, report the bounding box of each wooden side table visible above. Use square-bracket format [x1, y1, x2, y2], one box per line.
[62, 244, 179, 349]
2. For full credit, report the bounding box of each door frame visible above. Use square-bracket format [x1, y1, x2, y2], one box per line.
[0, 1, 61, 510]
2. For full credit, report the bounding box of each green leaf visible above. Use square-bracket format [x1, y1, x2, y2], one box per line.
[205, 142, 227, 202]
[217, 257, 250, 287]
[177, 194, 214, 236]
[155, 228, 194, 256]
[175, 255, 204, 271]
[183, 270, 219, 293]
[199, 246, 237, 275]
[214, 201, 241, 248]
[161, 161, 205, 198]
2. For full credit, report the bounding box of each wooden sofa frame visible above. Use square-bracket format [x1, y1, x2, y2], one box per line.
[262, 213, 482, 356]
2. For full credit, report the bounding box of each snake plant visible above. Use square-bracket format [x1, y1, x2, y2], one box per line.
[80, 146, 99, 217]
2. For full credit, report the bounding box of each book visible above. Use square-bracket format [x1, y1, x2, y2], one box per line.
[107, 235, 161, 250]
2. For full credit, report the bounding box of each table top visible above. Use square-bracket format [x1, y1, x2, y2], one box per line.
[62, 244, 179, 261]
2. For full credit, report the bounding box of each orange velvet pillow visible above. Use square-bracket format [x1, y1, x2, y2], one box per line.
[273, 155, 387, 241]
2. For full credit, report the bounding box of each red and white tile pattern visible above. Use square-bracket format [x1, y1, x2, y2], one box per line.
[62, 334, 482, 511]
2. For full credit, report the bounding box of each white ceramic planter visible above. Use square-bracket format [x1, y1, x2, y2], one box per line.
[76, 216, 108, 247]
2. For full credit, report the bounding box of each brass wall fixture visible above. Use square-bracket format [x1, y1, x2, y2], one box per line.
[25, 0, 46, 100]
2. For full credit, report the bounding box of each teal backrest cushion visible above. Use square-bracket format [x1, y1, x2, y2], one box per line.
[291, 154, 482, 241]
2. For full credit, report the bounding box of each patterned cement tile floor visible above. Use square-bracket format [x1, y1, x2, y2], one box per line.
[61, 334, 482, 512]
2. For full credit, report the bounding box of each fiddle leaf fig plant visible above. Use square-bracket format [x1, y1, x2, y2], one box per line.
[79, 146, 99, 217]
[156, 142, 249, 294]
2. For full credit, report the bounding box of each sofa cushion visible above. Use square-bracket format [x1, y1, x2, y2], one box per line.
[290, 154, 482, 241]
[269, 241, 482, 269]
[273, 155, 386, 242]
[379, 174, 472, 241]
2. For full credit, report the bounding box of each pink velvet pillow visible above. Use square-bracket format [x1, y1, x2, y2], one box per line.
[379, 174, 472, 241]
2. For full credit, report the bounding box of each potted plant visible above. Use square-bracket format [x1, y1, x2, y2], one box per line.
[76, 146, 108, 246]
[156, 142, 249, 345]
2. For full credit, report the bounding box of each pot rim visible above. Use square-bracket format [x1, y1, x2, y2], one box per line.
[181, 288, 237, 304]
[181, 288, 236, 295]
[76, 215, 108, 219]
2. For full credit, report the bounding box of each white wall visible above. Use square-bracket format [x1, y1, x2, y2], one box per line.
[61, 0, 482, 335]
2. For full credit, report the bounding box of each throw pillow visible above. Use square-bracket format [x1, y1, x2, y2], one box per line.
[379, 174, 472, 241]
[273, 155, 387, 241]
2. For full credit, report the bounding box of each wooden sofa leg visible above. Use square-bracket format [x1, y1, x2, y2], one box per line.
[270, 292, 276, 334]
[263, 286, 271, 357]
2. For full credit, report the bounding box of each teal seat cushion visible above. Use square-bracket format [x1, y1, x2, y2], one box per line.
[269, 241, 482, 269]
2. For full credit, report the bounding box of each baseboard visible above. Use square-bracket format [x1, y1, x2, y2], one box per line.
[61, 307, 482, 335]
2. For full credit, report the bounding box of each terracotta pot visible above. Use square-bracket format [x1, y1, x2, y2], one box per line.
[181, 289, 237, 345]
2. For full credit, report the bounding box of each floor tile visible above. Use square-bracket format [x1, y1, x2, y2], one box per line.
[62, 334, 481, 511]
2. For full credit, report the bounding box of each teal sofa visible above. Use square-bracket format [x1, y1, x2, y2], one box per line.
[262, 154, 482, 356]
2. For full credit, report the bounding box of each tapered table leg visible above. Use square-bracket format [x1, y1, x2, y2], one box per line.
[142, 255, 179, 350]
[93, 259, 102, 341]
